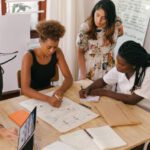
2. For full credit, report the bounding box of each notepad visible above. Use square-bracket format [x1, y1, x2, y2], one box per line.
[9, 110, 29, 127]
[42, 141, 76, 150]
[60, 126, 127, 150]
[80, 96, 100, 102]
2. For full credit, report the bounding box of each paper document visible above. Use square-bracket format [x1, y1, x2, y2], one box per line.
[60, 126, 126, 150]
[80, 96, 100, 102]
[42, 141, 76, 150]
[20, 91, 98, 132]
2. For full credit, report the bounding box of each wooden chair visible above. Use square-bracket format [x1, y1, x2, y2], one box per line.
[17, 65, 59, 88]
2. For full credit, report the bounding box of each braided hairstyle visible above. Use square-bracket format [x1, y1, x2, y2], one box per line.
[118, 41, 150, 92]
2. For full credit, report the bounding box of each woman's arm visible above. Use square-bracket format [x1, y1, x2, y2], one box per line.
[78, 48, 87, 80]
[21, 52, 61, 107]
[117, 24, 124, 37]
[90, 88, 142, 105]
[116, 17, 124, 37]
[79, 78, 107, 98]
[54, 49, 73, 98]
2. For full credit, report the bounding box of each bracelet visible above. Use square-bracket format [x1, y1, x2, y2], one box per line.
[54, 94, 62, 101]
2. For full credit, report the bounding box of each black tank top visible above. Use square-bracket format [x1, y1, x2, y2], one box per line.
[29, 50, 57, 90]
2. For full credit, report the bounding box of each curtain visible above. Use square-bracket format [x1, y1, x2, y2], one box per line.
[46, 0, 96, 81]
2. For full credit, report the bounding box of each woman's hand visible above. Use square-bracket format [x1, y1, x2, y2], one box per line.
[79, 89, 87, 98]
[53, 90, 63, 100]
[47, 96, 62, 108]
[79, 87, 91, 98]
[90, 88, 106, 96]
[0, 127, 18, 141]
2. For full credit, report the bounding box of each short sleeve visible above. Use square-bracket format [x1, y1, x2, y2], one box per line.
[76, 22, 89, 50]
[103, 67, 119, 85]
[134, 68, 150, 100]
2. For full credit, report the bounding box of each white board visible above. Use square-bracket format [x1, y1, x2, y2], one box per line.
[112, 0, 150, 55]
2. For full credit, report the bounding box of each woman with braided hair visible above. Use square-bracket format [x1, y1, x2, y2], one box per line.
[79, 40, 150, 110]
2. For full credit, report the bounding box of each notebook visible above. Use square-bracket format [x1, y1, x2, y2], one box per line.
[42, 141, 76, 150]
[9, 110, 29, 127]
[80, 96, 100, 102]
[59, 125, 127, 150]
[17, 107, 36, 150]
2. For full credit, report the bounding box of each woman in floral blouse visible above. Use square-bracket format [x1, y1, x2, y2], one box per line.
[76, 0, 123, 80]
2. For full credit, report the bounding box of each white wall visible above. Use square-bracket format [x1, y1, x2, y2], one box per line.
[0, 15, 30, 92]
[144, 20, 150, 53]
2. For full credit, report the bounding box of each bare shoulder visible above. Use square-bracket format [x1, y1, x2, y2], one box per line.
[22, 51, 33, 64]
[56, 48, 64, 58]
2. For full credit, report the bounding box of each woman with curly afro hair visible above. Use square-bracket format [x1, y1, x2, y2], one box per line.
[21, 20, 73, 108]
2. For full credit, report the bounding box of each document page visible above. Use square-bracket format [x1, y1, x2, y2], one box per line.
[60, 126, 126, 150]
[80, 96, 100, 102]
[20, 91, 98, 132]
[87, 126, 127, 150]
[42, 141, 76, 150]
[60, 130, 99, 150]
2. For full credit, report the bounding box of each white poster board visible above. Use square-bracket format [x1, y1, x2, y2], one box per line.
[0, 14, 30, 91]
[112, 0, 150, 54]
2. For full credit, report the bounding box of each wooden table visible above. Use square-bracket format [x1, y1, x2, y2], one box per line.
[0, 80, 150, 150]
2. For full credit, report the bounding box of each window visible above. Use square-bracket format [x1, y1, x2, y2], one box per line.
[1, 0, 47, 38]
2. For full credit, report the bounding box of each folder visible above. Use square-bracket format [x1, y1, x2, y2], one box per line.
[96, 97, 141, 126]
[9, 109, 29, 127]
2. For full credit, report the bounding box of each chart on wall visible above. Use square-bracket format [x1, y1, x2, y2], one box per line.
[112, 0, 150, 54]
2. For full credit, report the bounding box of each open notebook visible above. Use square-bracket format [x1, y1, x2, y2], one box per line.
[60, 126, 126, 150]
[42, 125, 126, 150]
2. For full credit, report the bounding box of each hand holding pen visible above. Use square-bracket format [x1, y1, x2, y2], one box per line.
[79, 85, 91, 98]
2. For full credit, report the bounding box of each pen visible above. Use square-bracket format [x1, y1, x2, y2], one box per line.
[83, 129, 93, 139]
[79, 103, 92, 109]
[80, 85, 84, 90]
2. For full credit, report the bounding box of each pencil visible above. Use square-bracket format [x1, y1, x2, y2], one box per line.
[83, 129, 93, 139]
[79, 103, 92, 109]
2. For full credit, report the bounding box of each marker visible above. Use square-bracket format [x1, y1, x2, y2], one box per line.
[79, 103, 91, 109]
[83, 129, 93, 139]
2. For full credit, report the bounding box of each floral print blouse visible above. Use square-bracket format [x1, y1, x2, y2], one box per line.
[76, 21, 121, 80]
